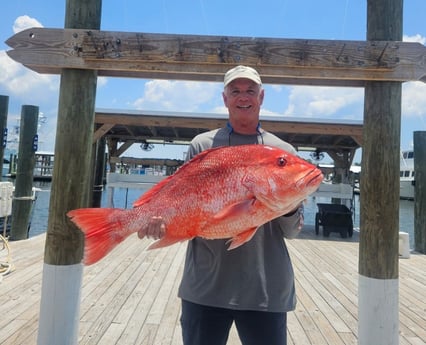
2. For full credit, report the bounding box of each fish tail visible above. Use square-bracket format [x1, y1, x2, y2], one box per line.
[67, 208, 129, 265]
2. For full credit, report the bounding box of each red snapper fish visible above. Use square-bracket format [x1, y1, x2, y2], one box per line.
[68, 144, 323, 265]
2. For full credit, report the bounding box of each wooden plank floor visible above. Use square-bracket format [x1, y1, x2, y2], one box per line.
[0, 226, 425, 345]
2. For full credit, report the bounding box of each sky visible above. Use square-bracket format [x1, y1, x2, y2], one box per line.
[1, 0, 425, 164]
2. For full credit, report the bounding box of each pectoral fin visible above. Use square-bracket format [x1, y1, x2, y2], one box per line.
[213, 198, 257, 221]
[227, 226, 259, 250]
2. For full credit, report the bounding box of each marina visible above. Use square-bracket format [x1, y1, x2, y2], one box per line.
[0, 177, 423, 344]
[1, 1, 425, 344]
[1, 223, 425, 344]
[4, 152, 54, 182]
[0, 136, 423, 344]
[24, 181, 419, 250]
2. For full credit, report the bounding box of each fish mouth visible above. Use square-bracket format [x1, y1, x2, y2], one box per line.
[296, 168, 324, 191]
[299, 169, 323, 188]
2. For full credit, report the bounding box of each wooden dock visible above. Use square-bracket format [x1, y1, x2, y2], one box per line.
[0, 227, 425, 345]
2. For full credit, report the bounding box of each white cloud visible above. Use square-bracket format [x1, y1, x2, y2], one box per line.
[97, 76, 108, 87]
[260, 108, 281, 117]
[0, 16, 60, 152]
[402, 82, 426, 117]
[0, 51, 21, 83]
[403, 34, 425, 45]
[281, 82, 426, 122]
[400, 34, 426, 123]
[283, 86, 364, 119]
[0, 51, 59, 102]
[1, 16, 59, 104]
[210, 105, 228, 114]
[13, 15, 43, 33]
[133, 80, 220, 112]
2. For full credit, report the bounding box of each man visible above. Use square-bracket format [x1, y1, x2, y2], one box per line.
[142, 65, 303, 345]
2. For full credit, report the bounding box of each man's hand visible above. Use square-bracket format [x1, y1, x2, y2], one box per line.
[138, 216, 166, 240]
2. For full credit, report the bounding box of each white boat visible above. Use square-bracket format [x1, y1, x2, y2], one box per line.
[400, 150, 415, 200]
[318, 154, 415, 200]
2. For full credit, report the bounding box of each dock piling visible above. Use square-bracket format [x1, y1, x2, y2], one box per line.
[358, 1, 402, 345]
[413, 131, 426, 253]
[36, 1, 102, 344]
[10, 105, 39, 240]
[0, 95, 9, 180]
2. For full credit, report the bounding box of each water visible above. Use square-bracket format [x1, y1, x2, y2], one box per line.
[303, 194, 415, 248]
[28, 182, 416, 249]
[28, 181, 151, 237]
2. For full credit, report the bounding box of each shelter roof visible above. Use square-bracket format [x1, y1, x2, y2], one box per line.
[94, 108, 363, 153]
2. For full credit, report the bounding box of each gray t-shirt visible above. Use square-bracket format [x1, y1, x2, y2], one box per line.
[177, 127, 302, 312]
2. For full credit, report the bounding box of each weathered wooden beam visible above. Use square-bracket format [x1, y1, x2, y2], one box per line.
[93, 123, 114, 142]
[6, 28, 426, 86]
[109, 156, 183, 167]
[95, 110, 227, 130]
[116, 139, 136, 156]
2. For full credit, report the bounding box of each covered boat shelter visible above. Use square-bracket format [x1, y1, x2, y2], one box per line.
[94, 108, 363, 181]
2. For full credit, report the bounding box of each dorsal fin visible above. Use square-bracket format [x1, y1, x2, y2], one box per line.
[133, 146, 225, 207]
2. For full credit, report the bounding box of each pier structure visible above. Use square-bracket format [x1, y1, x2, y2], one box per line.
[1, 228, 425, 344]
[4, 0, 426, 344]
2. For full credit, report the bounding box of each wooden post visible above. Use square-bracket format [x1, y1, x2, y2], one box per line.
[8, 153, 16, 175]
[10, 105, 39, 240]
[107, 137, 118, 172]
[92, 137, 106, 207]
[358, 1, 402, 345]
[413, 131, 426, 253]
[0, 95, 8, 179]
[37, 1, 102, 344]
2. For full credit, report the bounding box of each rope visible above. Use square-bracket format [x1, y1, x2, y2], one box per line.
[13, 196, 35, 201]
[0, 234, 14, 281]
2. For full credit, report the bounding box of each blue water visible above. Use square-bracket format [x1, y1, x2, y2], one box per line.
[28, 182, 416, 249]
[303, 194, 415, 248]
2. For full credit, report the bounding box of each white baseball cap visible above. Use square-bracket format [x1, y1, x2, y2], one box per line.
[224, 65, 262, 87]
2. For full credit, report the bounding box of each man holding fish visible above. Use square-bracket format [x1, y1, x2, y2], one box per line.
[143, 65, 307, 345]
[69, 65, 322, 342]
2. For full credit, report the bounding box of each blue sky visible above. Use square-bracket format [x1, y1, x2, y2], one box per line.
[1, 0, 425, 163]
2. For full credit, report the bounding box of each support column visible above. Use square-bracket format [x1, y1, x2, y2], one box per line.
[413, 131, 426, 253]
[92, 136, 106, 207]
[0, 95, 9, 180]
[37, 1, 102, 344]
[10, 105, 39, 240]
[358, 1, 402, 344]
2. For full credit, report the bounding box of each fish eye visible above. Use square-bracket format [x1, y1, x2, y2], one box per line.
[277, 157, 287, 167]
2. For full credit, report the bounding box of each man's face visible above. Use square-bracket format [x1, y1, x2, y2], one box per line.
[223, 78, 264, 133]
